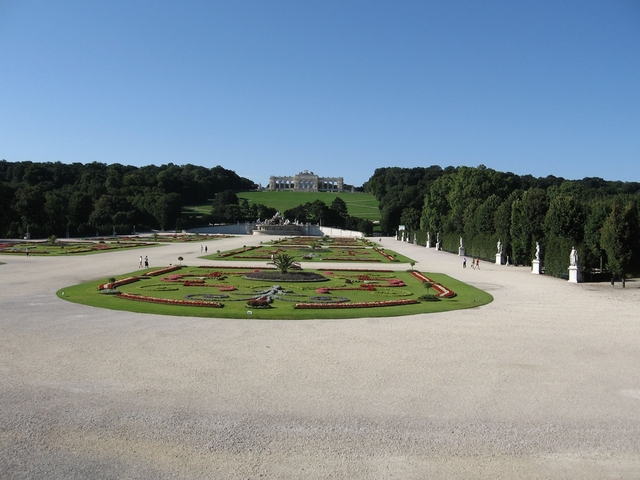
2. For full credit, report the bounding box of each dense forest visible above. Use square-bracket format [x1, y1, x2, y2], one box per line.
[0, 160, 374, 239]
[0, 160, 256, 238]
[364, 165, 640, 280]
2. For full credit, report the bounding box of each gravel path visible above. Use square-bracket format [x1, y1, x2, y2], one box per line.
[1, 236, 639, 479]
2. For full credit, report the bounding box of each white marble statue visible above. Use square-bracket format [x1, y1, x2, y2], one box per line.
[497, 239, 502, 254]
[570, 246, 578, 266]
[535, 242, 540, 261]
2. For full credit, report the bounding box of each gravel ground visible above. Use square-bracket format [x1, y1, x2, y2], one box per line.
[1, 236, 639, 479]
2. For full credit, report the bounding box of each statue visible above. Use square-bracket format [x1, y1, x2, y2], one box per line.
[497, 239, 502, 254]
[436, 232, 441, 243]
[570, 246, 578, 266]
[535, 242, 540, 261]
[426, 231, 430, 246]
[459, 236, 464, 247]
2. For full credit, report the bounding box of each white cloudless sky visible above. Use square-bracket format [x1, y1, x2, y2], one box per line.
[1, 0, 639, 187]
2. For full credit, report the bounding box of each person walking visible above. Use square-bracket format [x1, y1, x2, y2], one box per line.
[144, 256, 149, 268]
[138, 255, 143, 268]
[476, 258, 480, 269]
[463, 257, 467, 268]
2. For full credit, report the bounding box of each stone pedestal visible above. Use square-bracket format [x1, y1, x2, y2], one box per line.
[568, 265, 579, 283]
[495, 253, 503, 265]
[435, 242, 441, 251]
[532, 259, 541, 274]
[458, 247, 465, 256]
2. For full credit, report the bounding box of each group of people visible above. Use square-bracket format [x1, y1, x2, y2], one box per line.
[138, 255, 149, 268]
[462, 257, 480, 269]
[200, 245, 208, 253]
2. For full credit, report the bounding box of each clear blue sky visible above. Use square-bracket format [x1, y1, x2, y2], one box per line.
[1, 1, 639, 187]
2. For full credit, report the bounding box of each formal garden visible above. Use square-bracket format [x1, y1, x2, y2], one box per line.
[205, 236, 415, 264]
[57, 258, 492, 319]
[0, 233, 229, 256]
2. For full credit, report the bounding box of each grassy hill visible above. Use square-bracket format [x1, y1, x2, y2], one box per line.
[237, 191, 380, 222]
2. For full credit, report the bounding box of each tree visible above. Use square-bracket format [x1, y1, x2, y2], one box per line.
[154, 193, 184, 230]
[400, 207, 421, 231]
[14, 185, 46, 230]
[510, 188, 548, 265]
[273, 253, 296, 273]
[543, 194, 585, 242]
[601, 199, 640, 285]
[330, 197, 348, 218]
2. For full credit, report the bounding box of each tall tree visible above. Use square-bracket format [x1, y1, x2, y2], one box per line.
[601, 198, 640, 284]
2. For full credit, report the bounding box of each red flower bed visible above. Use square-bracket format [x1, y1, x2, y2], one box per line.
[117, 293, 224, 307]
[373, 247, 394, 261]
[197, 265, 277, 271]
[98, 276, 140, 290]
[218, 246, 259, 257]
[322, 258, 381, 262]
[147, 265, 181, 277]
[409, 271, 456, 298]
[294, 299, 418, 309]
[317, 268, 394, 273]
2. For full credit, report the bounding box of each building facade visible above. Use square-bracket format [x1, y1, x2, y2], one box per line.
[269, 171, 343, 192]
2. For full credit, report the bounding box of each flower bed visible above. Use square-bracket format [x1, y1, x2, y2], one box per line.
[373, 247, 395, 261]
[147, 265, 181, 277]
[98, 276, 140, 290]
[218, 246, 259, 257]
[294, 299, 419, 309]
[322, 257, 381, 262]
[118, 292, 224, 307]
[318, 268, 396, 273]
[409, 271, 456, 298]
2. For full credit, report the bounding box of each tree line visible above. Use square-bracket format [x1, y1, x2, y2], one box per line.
[0, 160, 256, 238]
[365, 165, 640, 280]
[0, 160, 374, 239]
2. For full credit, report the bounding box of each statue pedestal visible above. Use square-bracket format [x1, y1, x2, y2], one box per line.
[435, 242, 441, 251]
[458, 247, 465, 256]
[495, 253, 503, 265]
[568, 265, 579, 283]
[425, 241, 431, 248]
[532, 260, 541, 274]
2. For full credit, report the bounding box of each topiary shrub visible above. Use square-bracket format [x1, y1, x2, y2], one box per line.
[418, 294, 440, 302]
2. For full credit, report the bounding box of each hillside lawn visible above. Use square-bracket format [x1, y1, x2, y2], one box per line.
[182, 191, 381, 222]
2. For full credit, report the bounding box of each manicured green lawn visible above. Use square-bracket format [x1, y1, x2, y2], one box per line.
[57, 265, 492, 320]
[184, 191, 381, 222]
[238, 191, 380, 221]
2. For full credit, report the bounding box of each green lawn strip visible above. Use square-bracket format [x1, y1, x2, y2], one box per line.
[57, 267, 492, 320]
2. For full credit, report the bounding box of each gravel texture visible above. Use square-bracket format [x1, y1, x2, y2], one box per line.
[1, 236, 639, 479]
